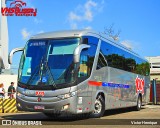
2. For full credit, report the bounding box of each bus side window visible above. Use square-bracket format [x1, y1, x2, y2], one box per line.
[96, 52, 107, 70]
[78, 45, 96, 78]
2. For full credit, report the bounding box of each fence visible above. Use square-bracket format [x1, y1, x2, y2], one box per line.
[0, 92, 18, 113]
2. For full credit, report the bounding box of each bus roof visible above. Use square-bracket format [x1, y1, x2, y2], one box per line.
[30, 29, 147, 62]
[31, 29, 92, 39]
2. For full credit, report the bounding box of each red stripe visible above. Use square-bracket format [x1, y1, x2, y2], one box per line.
[88, 81, 102, 86]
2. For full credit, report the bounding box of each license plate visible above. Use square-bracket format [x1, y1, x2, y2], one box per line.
[34, 105, 45, 110]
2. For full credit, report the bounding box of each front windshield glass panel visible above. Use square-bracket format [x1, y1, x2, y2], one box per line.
[19, 38, 79, 86]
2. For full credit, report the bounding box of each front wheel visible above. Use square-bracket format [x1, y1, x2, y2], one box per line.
[90, 95, 105, 118]
[43, 113, 61, 119]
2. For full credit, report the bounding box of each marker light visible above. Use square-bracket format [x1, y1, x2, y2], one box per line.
[17, 92, 24, 97]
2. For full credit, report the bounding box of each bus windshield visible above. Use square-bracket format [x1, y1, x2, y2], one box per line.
[18, 38, 80, 86]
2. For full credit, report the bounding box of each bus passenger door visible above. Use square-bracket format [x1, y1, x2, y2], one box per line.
[75, 41, 97, 113]
[77, 51, 94, 96]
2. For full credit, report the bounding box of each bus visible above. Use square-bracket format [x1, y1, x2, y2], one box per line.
[9, 30, 150, 118]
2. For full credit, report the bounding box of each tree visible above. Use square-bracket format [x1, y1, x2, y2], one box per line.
[103, 24, 121, 41]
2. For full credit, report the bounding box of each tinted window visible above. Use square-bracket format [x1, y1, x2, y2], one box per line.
[134, 57, 150, 76]
[82, 36, 98, 46]
[78, 36, 98, 78]
[96, 52, 107, 70]
[100, 40, 149, 76]
[78, 44, 97, 77]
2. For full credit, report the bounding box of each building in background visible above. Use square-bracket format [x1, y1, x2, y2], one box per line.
[146, 56, 160, 82]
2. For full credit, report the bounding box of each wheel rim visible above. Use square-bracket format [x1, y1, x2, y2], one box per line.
[138, 98, 141, 108]
[93, 99, 102, 114]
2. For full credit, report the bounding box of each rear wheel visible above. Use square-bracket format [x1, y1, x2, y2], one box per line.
[135, 96, 142, 111]
[90, 95, 105, 118]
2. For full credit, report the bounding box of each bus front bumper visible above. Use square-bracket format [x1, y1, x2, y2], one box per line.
[16, 95, 77, 114]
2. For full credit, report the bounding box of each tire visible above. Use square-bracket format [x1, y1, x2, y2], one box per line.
[90, 95, 105, 118]
[134, 96, 142, 111]
[43, 113, 61, 119]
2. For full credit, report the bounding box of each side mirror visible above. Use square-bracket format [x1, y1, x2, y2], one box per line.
[8, 47, 24, 64]
[73, 44, 90, 63]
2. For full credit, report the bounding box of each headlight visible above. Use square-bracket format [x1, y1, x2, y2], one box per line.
[57, 91, 76, 99]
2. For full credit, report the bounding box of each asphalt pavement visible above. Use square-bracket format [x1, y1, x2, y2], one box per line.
[0, 105, 160, 127]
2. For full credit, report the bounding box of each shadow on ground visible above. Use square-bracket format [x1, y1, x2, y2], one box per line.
[2, 107, 145, 123]
[103, 106, 145, 116]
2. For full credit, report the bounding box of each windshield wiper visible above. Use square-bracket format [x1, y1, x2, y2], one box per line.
[26, 58, 57, 89]
[26, 65, 40, 85]
[43, 61, 57, 88]
[26, 56, 44, 85]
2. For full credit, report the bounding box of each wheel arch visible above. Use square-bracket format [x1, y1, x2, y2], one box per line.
[90, 90, 106, 118]
[95, 90, 105, 101]
[92, 90, 106, 110]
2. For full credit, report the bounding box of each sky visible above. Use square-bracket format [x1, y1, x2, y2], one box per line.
[4, 0, 160, 68]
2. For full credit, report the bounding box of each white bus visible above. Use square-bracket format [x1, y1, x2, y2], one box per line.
[9, 30, 150, 118]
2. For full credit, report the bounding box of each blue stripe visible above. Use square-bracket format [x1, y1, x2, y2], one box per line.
[102, 82, 130, 88]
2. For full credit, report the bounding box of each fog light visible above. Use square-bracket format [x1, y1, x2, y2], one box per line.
[62, 104, 69, 110]
[17, 103, 21, 107]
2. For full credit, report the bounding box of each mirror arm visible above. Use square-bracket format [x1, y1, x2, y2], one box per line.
[73, 44, 90, 63]
[8, 47, 24, 64]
